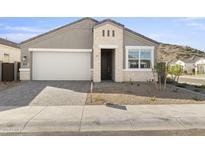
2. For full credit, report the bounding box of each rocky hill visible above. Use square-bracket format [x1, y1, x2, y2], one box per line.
[157, 44, 205, 62]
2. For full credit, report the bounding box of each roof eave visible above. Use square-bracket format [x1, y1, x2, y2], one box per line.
[20, 17, 99, 45]
[125, 28, 160, 45]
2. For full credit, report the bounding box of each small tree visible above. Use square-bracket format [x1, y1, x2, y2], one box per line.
[154, 62, 168, 91]
[168, 64, 183, 82]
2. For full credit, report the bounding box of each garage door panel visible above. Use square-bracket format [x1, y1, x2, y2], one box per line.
[32, 51, 91, 80]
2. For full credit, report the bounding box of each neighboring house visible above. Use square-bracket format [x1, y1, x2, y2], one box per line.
[0, 38, 20, 63]
[20, 18, 159, 82]
[170, 56, 205, 74]
[170, 59, 185, 69]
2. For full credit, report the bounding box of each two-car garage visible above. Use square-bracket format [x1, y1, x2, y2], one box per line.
[32, 49, 91, 80]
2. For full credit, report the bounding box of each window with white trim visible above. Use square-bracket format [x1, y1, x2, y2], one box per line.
[128, 49, 139, 68]
[140, 49, 151, 68]
[127, 47, 154, 70]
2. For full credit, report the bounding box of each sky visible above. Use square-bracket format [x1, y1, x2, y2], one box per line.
[0, 17, 205, 51]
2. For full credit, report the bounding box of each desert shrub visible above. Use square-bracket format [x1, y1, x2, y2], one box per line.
[176, 83, 187, 88]
[192, 96, 201, 101]
[200, 85, 205, 89]
[166, 77, 176, 84]
[194, 85, 200, 88]
[147, 96, 157, 103]
[94, 95, 105, 102]
[168, 64, 183, 82]
[193, 89, 202, 92]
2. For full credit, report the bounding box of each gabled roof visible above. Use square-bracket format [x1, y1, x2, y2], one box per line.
[0, 37, 19, 48]
[20, 17, 159, 46]
[21, 17, 98, 45]
[94, 19, 124, 28]
[181, 56, 205, 63]
[124, 27, 159, 45]
[169, 59, 183, 64]
[94, 19, 159, 45]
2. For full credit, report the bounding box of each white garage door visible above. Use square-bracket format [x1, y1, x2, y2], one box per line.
[32, 51, 91, 80]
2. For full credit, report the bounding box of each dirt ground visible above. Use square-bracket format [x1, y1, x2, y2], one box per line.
[86, 82, 205, 105]
[0, 82, 21, 92]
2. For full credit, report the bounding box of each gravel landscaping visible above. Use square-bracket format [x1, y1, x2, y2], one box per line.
[86, 82, 205, 105]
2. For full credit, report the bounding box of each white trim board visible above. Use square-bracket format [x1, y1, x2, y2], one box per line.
[98, 45, 118, 49]
[29, 48, 92, 52]
[125, 46, 154, 50]
[123, 69, 152, 72]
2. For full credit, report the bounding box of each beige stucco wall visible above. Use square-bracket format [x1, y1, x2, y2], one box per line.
[20, 18, 159, 82]
[93, 22, 124, 82]
[20, 18, 97, 69]
[19, 68, 30, 80]
[123, 71, 155, 82]
[0, 44, 20, 63]
[123, 30, 158, 69]
[20, 18, 97, 80]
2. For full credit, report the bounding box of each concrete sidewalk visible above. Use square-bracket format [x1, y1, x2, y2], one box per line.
[1, 104, 205, 135]
[179, 75, 205, 85]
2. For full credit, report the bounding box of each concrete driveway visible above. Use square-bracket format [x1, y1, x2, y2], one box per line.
[0, 81, 90, 107]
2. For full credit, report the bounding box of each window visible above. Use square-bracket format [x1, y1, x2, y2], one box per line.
[107, 30, 110, 37]
[126, 47, 153, 70]
[140, 49, 151, 68]
[102, 30, 105, 37]
[128, 49, 139, 68]
[112, 30, 115, 37]
[4, 54, 9, 63]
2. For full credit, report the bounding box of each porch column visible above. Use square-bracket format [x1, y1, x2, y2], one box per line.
[93, 47, 101, 82]
[114, 48, 123, 82]
[195, 65, 198, 75]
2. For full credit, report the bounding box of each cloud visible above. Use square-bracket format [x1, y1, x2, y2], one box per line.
[186, 22, 205, 31]
[0, 23, 49, 33]
[0, 23, 49, 42]
[0, 33, 39, 43]
[4, 26, 48, 33]
[180, 17, 205, 21]
[147, 33, 166, 40]
[172, 17, 205, 31]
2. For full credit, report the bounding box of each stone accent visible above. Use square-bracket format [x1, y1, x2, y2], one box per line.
[93, 22, 124, 82]
[19, 68, 30, 80]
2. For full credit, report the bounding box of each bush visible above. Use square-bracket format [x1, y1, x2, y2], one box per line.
[176, 83, 187, 88]
[192, 96, 201, 101]
[168, 64, 183, 82]
[166, 78, 176, 84]
[147, 96, 157, 103]
[193, 89, 202, 92]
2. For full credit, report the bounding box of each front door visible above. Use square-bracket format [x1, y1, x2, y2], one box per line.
[101, 50, 112, 80]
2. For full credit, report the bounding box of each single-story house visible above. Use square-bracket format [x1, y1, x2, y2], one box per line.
[170, 56, 205, 74]
[0, 38, 20, 63]
[169, 59, 185, 69]
[20, 17, 159, 82]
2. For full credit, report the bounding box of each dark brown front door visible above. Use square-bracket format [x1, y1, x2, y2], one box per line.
[101, 50, 112, 80]
[2, 63, 14, 81]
